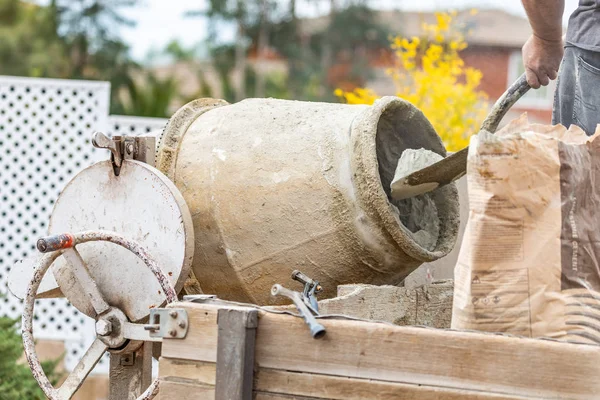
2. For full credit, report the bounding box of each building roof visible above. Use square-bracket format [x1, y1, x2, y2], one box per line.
[300, 8, 536, 49]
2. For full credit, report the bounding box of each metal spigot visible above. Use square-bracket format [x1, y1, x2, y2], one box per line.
[271, 284, 326, 339]
[271, 270, 325, 339]
[291, 270, 322, 312]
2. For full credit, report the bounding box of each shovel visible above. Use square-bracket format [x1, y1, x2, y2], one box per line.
[392, 73, 530, 200]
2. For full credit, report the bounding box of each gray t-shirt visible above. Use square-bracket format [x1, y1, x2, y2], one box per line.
[567, 0, 600, 51]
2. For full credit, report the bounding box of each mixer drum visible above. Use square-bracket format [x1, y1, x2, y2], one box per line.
[156, 97, 460, 304]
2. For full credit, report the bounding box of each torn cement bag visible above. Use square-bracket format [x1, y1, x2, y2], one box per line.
[452, 114, 600, 344]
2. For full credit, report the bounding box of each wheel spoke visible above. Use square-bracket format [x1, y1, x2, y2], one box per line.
[56, 338, 108, 400]
[63, 247, 110, 315]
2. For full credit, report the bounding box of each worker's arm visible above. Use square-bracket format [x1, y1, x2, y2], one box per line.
[521, 0, 565, 88]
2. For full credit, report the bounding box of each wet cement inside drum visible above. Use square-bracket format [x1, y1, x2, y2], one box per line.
[376, 108, 443, 251]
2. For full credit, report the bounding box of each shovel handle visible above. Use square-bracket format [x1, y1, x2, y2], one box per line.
[481, 73, 531, 133]
[404, 73, 531, 190]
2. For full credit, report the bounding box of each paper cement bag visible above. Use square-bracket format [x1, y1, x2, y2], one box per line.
[451, 114, 600, 344]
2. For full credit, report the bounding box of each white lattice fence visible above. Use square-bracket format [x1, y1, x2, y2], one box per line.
[109, 114, 167, 137]
[0, 76, 167, 374]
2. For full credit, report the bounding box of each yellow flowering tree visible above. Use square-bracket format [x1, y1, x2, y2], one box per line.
[335, 11, 488, 151]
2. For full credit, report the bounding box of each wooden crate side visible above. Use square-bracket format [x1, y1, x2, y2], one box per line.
[159, 358, 216, 385]
[159, 359, 216, 400]
[159, 380, 215, 400]
[161, 304, 219, 361]
[161, 303, 600, 399]
[157, 362, 527, 400]
[254, 393, 314, 400]
[255, 369, 531, 400]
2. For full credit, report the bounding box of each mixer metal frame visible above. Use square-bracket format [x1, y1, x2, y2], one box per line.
[18, 131, 194, 400]
[22, 231, 183, 400]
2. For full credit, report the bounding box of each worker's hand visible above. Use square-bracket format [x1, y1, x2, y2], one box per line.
[522, 34, 563, 89]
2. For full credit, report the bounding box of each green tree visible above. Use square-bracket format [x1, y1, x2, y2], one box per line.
[118, 72, 179, 118]
[0, 317, 61, 400]
[54, 0, 138, 77]
[253, 1, 390, 101]
[86, 38, 140, 114]
[52, 0, 140, 114]
[187, 0, 274, 101]
[164, 39, 199, 63]
[250, 0, 319, 100]
[210, 44, 237, 102]
[0, 0, 70, 78]
[318, 3, 390, 92]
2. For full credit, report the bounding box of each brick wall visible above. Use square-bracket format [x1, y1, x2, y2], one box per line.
[461, 46, 512, 99]
[462, 45, 553, 124]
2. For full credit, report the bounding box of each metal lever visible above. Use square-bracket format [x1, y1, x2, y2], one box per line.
[92, 131, 123, 175]
[291, 270, 322, 312]
[271, 283, 326, 339]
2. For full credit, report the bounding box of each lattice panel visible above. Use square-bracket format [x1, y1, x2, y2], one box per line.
[0, 75, 111, 372]
[109, 115, 167, 137]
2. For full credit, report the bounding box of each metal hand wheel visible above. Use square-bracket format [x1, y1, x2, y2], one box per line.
[22, 231, 178, 400]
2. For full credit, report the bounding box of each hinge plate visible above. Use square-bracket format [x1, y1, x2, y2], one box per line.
[147, 308, 189, 339]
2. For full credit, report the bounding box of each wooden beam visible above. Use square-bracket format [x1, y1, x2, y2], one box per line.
[162, 303, 600, 399]
[215, 308, 258, 400]
[161, 303, 219, 361]
[109, 343, 152, 400]
[159, 358, 216, 386]
[159, 380, 214, 400]
[254, 369, 529, 400]
[158, 362, 528, 400]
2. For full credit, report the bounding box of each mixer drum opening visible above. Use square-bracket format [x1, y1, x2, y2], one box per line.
[369, 99, 459, 258]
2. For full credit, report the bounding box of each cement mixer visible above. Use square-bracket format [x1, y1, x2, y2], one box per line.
[156, 96, 459, 304]
[8, 96, 460, 399]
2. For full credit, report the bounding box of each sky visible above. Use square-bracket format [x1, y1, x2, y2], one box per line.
[42, 0, 581, 62]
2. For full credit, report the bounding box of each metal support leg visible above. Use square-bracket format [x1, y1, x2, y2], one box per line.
[109, 343, 153, 400]
[215, 308, 258, 400]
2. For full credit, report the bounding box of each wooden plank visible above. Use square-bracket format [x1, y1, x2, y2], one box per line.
[254, 369, 529, 400]
[159, 380, 214, 400]
[162, 303, 600, 399]
[215, 308, 258, 400]
[254, 393, 314, 400]
[159, 358, 216, 386]
[157, 363, 526, 400]
[157, 359, 525, 399]
[296, 281, 454, 328]
[109, 342, 152, 400]
[162, 303, 246, 361]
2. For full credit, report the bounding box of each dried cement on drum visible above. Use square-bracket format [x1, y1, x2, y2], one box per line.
[390, 148, 443, 251]
[157, 96, 460, 304]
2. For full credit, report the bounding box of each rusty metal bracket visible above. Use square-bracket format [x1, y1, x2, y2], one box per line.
[145, 308, 189, 339]
[92, 132, 156, 175]
[92, 132, 122, 175]
[120, 353, 135, 366]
